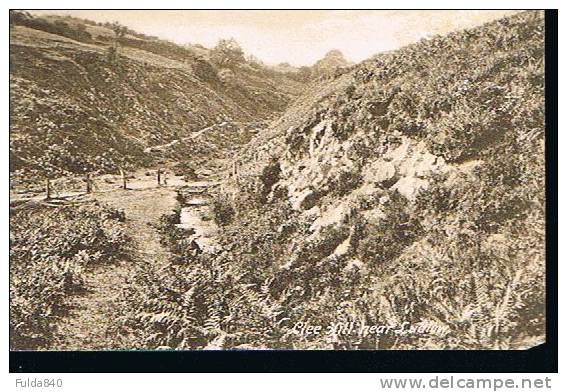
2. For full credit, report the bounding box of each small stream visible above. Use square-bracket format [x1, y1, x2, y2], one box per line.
[175, 182, 221, 253]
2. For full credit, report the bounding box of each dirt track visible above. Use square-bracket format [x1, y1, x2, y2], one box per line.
[51, 186, 179, 350]
[48, 175, 219, 350]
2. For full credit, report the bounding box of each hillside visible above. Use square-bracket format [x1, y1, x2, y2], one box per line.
[123, 11, 545, 350]
[9, 12, 305, 184]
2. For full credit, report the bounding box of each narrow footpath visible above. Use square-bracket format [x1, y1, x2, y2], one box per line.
[52, 186, 180, 350]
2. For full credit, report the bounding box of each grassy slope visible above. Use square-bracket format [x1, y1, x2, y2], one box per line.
[124, 11, 545, 350]
[9, 19, 304, 181]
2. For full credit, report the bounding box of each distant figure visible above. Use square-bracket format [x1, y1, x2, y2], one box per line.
[157, 168, 162, 185]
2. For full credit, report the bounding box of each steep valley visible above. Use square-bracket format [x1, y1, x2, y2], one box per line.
[9, 10, 547, 352]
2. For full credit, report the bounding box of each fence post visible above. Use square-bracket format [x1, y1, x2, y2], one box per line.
[157, 168, 161, 186]
[45, 178, 51, 200]
[85, 173, 92, 194]
[119, 168, 127, 189]
[233, 161, 239, 184]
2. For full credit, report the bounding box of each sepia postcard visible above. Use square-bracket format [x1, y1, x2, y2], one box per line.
[9, 9, 549, 360]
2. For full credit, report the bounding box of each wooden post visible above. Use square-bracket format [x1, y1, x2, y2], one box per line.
[233, 161, 239, 184]
[85, 173, 92, 194]
[157, 168, 161, 186]
[119, 168, 127, 189]
[45, 178, 51, 200]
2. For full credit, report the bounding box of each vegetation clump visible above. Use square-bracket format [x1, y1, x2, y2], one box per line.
[10, 203, 129, 350]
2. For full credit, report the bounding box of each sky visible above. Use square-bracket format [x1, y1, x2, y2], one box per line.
[31, 10, 519, 66]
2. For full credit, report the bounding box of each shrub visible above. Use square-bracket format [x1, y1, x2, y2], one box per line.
[212, 194, 235, 226]
[259, 158, 281, 201]
[329, 169, 363, 197]
[355, 192, 423, 267]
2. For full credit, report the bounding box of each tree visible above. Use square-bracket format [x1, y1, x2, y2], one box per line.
[246, 54, 265, 68]
[107, 21, 128, 63]
[210, 38, 245, 69]
[109, 21, 128, 39]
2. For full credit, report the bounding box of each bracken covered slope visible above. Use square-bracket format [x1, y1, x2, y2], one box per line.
[9, 13, 304, 181]
[124, 11, 546, 350]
